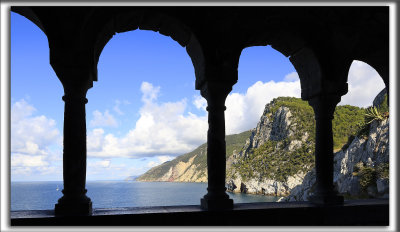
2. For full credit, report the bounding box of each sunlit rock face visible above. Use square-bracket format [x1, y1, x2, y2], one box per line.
[284, 90, 389, 201]
[227, 98, 315, 197]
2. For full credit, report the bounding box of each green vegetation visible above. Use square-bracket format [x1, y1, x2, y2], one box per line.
[365, 106, 386, 124]
[266, 97, 366, 150]
[379, 93, 389, 114]
[377, 163, 389, 179]
[352, 161, 389, 193]
[228, 97, 366, 183]
[229, 140, 315, 182]
[267, 97, 316, 142]
[333, 105, 365, 149]
[226, 130, 252, 159]
[356, 93, 389, 139]
[359, 166, 377, 191]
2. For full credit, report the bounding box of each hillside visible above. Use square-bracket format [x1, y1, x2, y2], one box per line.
[226, 96, 366, 196]
[136, 130, 252, 182]
[136, 96, 369, 187]
[283, 89, 389, 201]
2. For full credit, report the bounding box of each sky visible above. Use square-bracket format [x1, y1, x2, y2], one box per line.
[10, 12, 386, 182]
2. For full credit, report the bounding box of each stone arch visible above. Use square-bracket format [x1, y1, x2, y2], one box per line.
[239, 24, 322, 101]
[349, 8, 389, 92]
[341, 60, 387, 107]
[351, 56, 389, 92]
[81, 8, 205, 85]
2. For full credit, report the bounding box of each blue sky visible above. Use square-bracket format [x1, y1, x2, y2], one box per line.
[10, 12, 386, 181]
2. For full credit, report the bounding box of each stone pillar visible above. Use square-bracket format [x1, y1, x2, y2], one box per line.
[55, 79, 92, 216]
[307, 94, 344, 205]
[200, 81, 233, 210]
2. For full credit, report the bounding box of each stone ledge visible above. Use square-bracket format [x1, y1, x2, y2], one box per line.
[11, 199, 389, 226]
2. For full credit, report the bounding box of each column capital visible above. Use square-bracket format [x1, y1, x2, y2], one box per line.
[308, 94, 342, 120]
[62, 95, 88, 104]
[200, 81, 232, 110]
[51, 63, 94, 96]
[194, 45, 241, 90]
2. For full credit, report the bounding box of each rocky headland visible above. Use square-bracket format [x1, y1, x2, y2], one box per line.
[135, 90, 389, 201]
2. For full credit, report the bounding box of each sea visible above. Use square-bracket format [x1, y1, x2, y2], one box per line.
[11, 181, 279, 211]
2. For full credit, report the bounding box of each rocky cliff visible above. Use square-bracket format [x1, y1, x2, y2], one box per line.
[283, 118, 389, 201]
[226, 97, 366, 196]
[283, 89, 389, 201]
[226, 98, 314, 196]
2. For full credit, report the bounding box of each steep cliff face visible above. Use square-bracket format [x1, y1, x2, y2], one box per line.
[284, 118, 389, 201]
[136, 131, 252, 182]
[226, 97, 365, 196]
[226, 98, 316, 196]
[283, 89, 389, 201]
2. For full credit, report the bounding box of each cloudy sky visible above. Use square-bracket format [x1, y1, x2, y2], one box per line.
[10, 12, 385, 181]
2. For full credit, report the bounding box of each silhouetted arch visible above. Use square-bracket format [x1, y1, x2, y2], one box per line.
[239, 23, 321, 101]
[351, 56, 389, 92]
[341, 60, 386, 107]
[82, 8, 205, 85]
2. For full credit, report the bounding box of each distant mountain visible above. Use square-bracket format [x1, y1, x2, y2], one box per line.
[124, 176, 139, 181]
[136, 130, 252, 182]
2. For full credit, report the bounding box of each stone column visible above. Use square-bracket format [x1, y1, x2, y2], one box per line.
[200, 81, 233, 210]
[307, 94, 344, 205]
[55, 79, 92, 216]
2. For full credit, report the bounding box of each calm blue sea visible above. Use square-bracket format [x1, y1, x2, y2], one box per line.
[11, 181, 279, 211]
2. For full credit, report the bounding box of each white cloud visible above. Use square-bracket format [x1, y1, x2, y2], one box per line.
[113, 100, 124, 115]
[89, 110, 118, 127]
[11, 99, 35, 122]
[88, 160, 111, 168]
[225, 80, 301, 134]
[193, 95, 207, 111]
[87, 82, 208, 159]
[11, 99, 60, 156]
[141, 81, 160, 103]
[11, 99, 62, 179]
[87, 159, 128, 177]
[284, 72, 299, 82]
[87, 128, 106, 152]
[340, 60, 385, 107]
[113, 99, 131, 115]
[11, 152, 61, 178]
[11, 153, 49, 167]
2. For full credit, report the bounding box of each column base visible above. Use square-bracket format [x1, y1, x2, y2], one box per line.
[201, 197, 233, 211]
[308, 193, 344, 206]
[55, 200, 93, 216]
